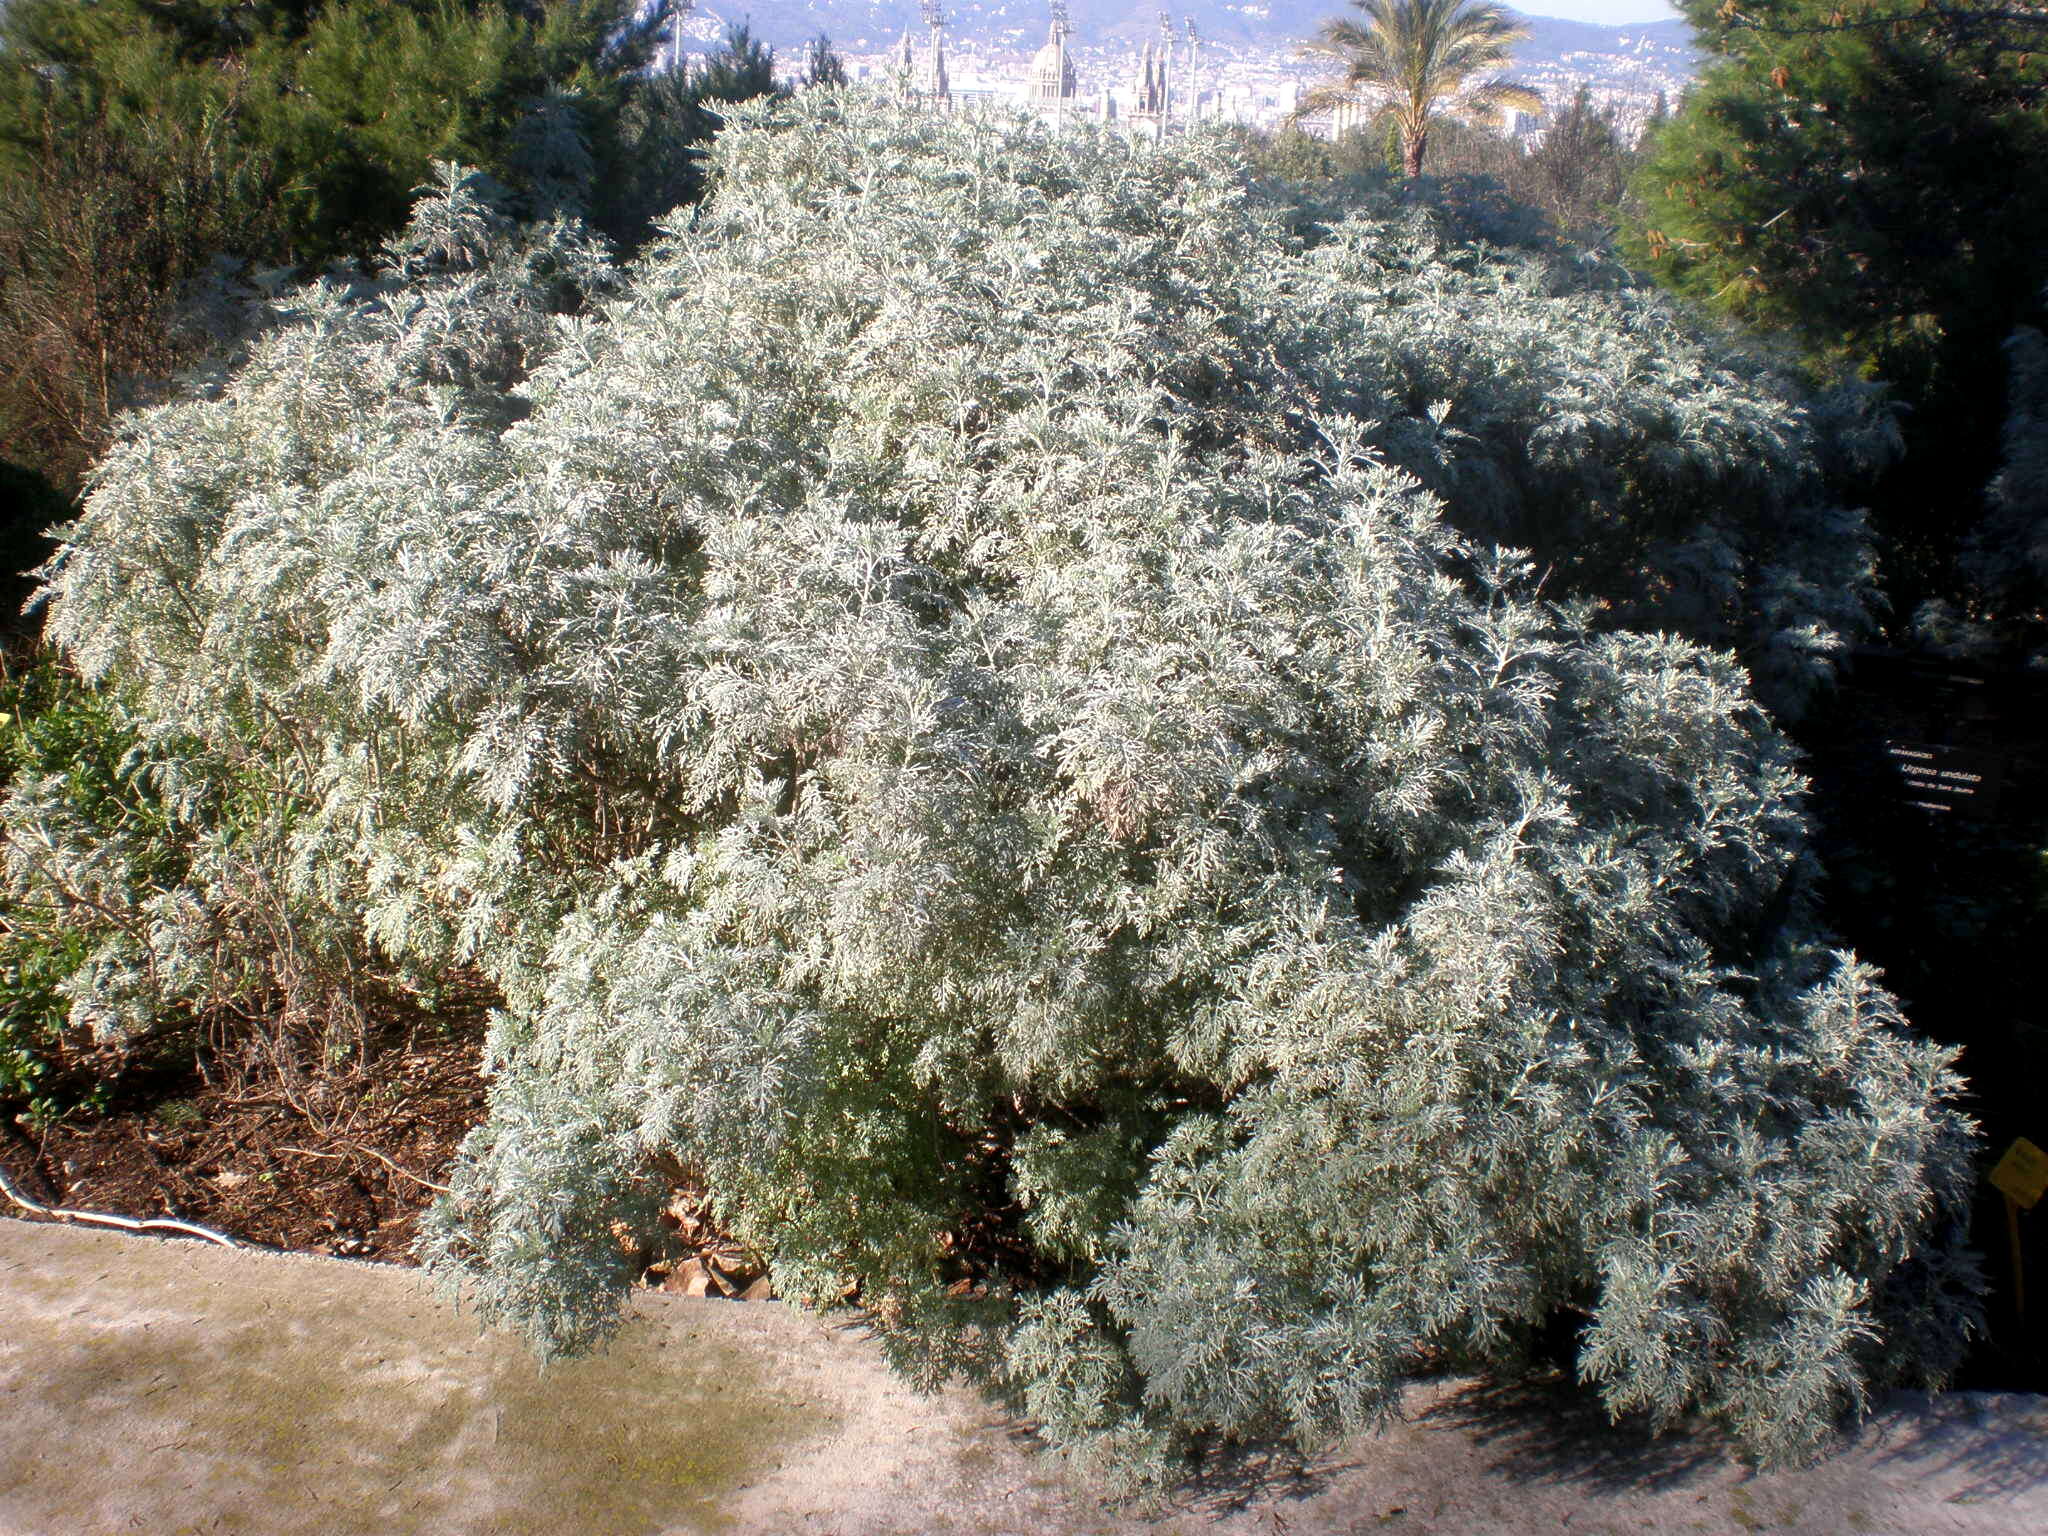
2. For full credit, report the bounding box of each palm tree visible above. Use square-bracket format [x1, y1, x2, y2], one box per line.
[1300, 0, 1542, 179]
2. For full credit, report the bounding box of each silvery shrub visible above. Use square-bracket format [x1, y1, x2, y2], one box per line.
[23, 97, 1977, 1472]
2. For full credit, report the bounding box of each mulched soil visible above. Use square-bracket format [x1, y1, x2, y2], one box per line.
[0, 1005, 771, 1297]
[1, 1014, 487, 1264]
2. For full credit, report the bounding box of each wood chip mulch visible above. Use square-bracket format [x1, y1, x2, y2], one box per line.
[1, 1016, 488, 1263]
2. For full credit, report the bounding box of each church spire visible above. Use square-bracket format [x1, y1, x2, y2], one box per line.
[921, 1, 951, 110]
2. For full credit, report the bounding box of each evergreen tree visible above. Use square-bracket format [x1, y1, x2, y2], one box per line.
[0, 0, 660, 494]
[687, 21, 778, 108]
[1642, 87, 1670, 140]
[1625, 1, 2048, 620]
[1383, 112, 1406, 176]
[802, 33, 848, 91]
[0, 0, 655, 262]
[600, 20, 781, 242]
[1629, 1, 2047, 382]
[1523, 83, 1630, 237]
[30, 98, 1980, 1475]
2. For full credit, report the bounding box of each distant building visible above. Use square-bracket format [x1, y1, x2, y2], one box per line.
[895, 3, 951, 111]
[1026, 11, 1076, 111]
[886, 2, 1212, 138]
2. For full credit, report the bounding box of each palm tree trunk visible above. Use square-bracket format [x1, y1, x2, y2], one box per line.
[1404, 126, 1427, 179]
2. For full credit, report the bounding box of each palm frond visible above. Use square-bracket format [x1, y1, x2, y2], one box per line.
[1301, 0, 1533, 174]
[1459, 79, 1545, 124]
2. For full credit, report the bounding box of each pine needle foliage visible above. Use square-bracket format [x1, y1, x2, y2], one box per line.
[31, 98, 1978, 1472]
[0, 0, 660, 493]
[1622, 1, 2048, 626]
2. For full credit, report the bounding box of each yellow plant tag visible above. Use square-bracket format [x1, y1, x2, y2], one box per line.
[1990, 1138, 2048, 1210]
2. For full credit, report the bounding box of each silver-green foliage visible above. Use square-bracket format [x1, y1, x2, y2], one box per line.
[30, 100, 1976, 1470]
[4, 164, 615, 1071]
[1271, 202, 1892, 718]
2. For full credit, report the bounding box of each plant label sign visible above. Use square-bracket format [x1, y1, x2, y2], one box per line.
[1883, 740, 2006, 817]
[1990, 1137, 2048, 1210]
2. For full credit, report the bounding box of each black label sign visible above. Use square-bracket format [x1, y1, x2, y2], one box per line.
[1884, 739, 2007, 817]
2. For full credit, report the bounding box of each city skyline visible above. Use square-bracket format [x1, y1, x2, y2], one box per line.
[797, 2, 1698, 140]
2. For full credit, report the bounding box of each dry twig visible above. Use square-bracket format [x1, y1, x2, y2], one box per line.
[277, 1142, 450, 1193]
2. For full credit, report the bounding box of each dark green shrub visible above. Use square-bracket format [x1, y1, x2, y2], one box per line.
[0, 0, 659, 494]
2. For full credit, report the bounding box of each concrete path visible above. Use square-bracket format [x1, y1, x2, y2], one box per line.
[3, 1216, 2045, 1536]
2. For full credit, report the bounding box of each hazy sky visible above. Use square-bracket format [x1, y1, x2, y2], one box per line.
[1524, 1, 1684, 23]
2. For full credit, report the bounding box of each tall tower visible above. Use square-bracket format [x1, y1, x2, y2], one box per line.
[1156, 9, 1174, 138]
[1050, 0, 1069, 130]
[1028, 1, 1078, 127]
[1131, 9, 1176, 141]
[922, 0, 951, 111]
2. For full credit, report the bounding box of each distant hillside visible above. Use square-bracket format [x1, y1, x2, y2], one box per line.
[658, 2, 1697, 63]
[1509, 13, 1698, 79]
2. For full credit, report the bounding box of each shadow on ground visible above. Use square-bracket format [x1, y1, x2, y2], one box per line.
[1417, 1374, 1729, 1496]
[1862, 1390, 2048, 1505]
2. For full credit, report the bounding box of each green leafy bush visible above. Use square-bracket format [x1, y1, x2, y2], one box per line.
[30, 99, 1978, 1472]
[0, 659, 161, 1118]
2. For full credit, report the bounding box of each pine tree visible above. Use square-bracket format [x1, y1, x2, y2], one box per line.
[686, 21, 779, 109]
[599, 20, 782, 242]
[1628, 1, 2048, 382]
[1625, 2, 2048, 622]
[801, 34, 849, 91]
[0, 0, 660, 494]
